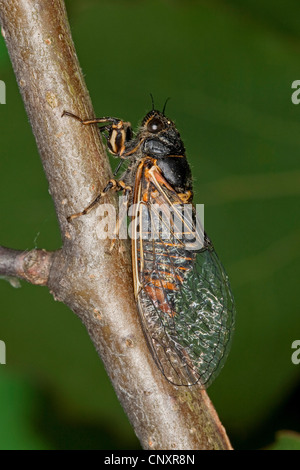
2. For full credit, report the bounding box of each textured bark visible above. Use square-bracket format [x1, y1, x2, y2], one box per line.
[0, 0, 232, 450]
[0, 246, 54, 285]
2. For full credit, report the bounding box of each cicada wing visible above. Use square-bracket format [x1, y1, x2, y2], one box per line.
[170, 245, 235, 387]
[132, 164, 235, 387]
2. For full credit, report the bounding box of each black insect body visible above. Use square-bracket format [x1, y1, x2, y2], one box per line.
[62, 108, 235, 387]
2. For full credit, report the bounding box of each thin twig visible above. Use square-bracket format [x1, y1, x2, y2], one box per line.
[0, 246, 54, 285]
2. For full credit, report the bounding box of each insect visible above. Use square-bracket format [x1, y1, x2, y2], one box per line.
[62, 103, 235, 387]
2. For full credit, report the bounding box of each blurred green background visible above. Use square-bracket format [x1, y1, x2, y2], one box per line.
[0, 0, 300, 450]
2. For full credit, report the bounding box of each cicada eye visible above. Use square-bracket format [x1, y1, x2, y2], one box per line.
[147, 117, 164, 133]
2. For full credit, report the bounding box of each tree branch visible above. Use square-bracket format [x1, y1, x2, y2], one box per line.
[0, 246, 54, 285]
[0, 0, 232, 450]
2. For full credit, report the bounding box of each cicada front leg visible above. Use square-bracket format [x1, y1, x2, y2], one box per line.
[61, 110, 133, 158]
[62, 110, 134, 249]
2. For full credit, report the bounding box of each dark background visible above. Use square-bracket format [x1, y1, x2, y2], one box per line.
[0, 0, 300, 450]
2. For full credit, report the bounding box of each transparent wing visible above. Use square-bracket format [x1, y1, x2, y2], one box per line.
[132, 166, 235, 387]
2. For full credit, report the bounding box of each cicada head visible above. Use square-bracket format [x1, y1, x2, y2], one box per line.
[139, 110, 185, 158]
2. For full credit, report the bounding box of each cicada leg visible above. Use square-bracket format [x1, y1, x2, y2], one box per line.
[109, 186, 132, 252]
[67, 179, 132, 251]
[67, 179, 131, 222]
[62, 110, 133, 248]
[61, 110, 132, 157]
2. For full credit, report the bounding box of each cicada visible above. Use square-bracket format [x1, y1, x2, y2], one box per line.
[62, 105, 235, 387]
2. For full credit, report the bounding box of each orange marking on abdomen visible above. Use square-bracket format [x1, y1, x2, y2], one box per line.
[144, 284, 176, 318]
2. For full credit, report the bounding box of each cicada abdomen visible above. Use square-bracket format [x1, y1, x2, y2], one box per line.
[132, 161, 235, 387]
